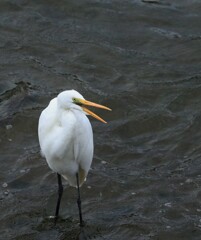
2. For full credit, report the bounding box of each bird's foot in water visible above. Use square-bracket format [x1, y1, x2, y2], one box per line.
[80, 220, 86, 228]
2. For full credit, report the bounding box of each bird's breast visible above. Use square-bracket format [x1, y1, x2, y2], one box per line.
[39, 107, 94, 186]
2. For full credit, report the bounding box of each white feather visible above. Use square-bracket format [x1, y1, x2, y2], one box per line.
[38, 90, 93, 187]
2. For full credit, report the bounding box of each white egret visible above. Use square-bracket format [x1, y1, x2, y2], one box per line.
[38, 89, 111, 226]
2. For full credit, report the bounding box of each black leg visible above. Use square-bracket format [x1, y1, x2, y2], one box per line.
[54, 173, 63, 225]
[76, 172, 84, 227]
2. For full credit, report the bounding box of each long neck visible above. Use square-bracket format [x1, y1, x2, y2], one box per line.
[56, 101, 78, 132]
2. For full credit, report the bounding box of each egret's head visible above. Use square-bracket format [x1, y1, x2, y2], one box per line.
[57, 90, 111, 123]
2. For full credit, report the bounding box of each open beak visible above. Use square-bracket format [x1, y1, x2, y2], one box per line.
[78, 99, 112, 123]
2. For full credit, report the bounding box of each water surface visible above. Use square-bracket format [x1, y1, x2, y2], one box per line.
[1, 0, 201, 239]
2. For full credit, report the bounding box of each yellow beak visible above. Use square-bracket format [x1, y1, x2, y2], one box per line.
[78, 99, 112, 123]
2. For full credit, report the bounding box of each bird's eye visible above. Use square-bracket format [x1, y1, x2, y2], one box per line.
[73, 97, 82, 106]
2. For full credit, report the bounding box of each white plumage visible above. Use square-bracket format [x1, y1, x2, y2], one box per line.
[38, 89, 111, 226]
[38, 90, 93, 187]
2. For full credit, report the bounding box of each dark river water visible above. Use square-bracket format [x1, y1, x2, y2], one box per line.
[1, 0, 201, 239]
